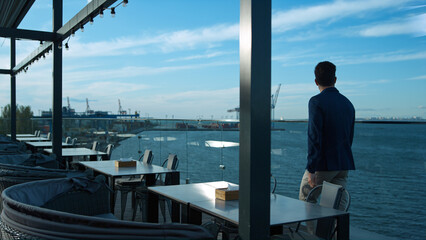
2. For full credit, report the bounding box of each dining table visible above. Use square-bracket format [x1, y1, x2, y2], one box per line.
[149, 181, 349, 239]
[25, 141, 73, 152]
[79, 159, 180, 222]
[7, 134, 36, 138]
[16, 137, 49, 142]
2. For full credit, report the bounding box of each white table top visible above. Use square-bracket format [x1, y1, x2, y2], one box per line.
[16, 137, 49, 142]
[44, 147, 106, 157]
[26, 141, 73, 148]
[79, 160, 178, 177]
[149, 181, 348, 226]
[7, 134, 36, 138]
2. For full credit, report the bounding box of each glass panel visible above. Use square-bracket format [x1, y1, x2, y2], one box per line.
[271, 120, 426, 240]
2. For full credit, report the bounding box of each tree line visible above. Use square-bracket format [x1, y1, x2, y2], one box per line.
[0, 104, 34, 134]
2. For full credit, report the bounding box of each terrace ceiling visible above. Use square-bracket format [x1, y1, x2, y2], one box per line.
[0, 0, 35, 28]
[0, 0, 118, 74]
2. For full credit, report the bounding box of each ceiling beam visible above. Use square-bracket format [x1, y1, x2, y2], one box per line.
[13, 42, 52, 73]
[0, 69, 12, 75]
[0, 27, 58, 41]
[13, 0, 118, 74]
[57, 0, 118, 38]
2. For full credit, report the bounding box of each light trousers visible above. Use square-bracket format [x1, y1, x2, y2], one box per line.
[298, 170, 349, 236]
[298, 169, 348, 210]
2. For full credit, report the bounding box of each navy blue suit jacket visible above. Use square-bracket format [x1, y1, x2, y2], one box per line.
[306, 87, 355, 173]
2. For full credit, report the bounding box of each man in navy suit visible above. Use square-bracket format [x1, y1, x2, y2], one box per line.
[299, 61, 355, 207]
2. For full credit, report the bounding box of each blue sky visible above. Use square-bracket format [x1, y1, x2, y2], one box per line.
[1, 0, 425, 119]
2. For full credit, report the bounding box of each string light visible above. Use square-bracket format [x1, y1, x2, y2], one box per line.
[58, 43, 62, 49]
[65, 43, 69, 50]
[71, 30, 75, 37]
[39, 40, 43, 46]
[99, 9, 104, 18]
[123, 0, 128, 7]
[89, 17, 94, 25]
[111, 8, 116, 17]
[80, 25, 84, 32]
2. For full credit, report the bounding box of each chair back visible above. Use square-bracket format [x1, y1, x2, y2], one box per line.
[319, 181, 343, 209]
[141, 150, 153, 164]
[71, 138, 77, 147]
[164, 154, 178, 170]
[46, 132, 51, 140]
[271, 174, 277, 193]
[91, 141, 99, 151]
[65, 137, 71, 144]
[103, 144, 113, 160]
[35, 130, 40, 137]
[157, 154, 179, 185]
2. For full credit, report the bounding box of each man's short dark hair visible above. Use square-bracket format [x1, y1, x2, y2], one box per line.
[315, 61, 336, 86]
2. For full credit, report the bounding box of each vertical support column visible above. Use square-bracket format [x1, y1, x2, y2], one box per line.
[10, 38, 16, 140]
[52, 0, 63, 164]
[239, 0, 271, 239]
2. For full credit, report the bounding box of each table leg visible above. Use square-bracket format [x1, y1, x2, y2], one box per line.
[181, 204, 202, 225]
[109, 176, 116, 214]
[270, 225, 283, 235]
[90, 155, 97, 161]
[169, 172, 180, 222]
[336, 213, 350, 240]
[146, 174, 159, 223]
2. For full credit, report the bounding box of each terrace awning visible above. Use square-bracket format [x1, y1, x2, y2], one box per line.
[0, 0, 35, 28]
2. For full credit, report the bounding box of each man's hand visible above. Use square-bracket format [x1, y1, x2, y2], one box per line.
[308, 172, 317, 188]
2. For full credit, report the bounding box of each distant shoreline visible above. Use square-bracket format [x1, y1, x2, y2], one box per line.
[277, 120, 426, 124]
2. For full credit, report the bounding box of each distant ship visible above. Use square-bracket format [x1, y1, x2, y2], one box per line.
[35, 98, 139, 119]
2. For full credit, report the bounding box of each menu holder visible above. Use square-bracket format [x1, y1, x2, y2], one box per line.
[215, 188, 239, 201]
[115, 159, 136, 167]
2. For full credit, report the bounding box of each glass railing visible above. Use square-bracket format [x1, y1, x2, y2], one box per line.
[2, 117, 425, 239]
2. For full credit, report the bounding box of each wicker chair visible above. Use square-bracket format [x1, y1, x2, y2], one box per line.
[0, 177, 214, 240]
[0, 164, 90, 212]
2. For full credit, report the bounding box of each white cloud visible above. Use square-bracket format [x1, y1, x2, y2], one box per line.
[407, 75, 426, 80]
[330, 51, 426, 65]
[166, 51, 235, 62]
[272, 0, 410, 33]
[63, 24, 238, 58]
[63, 81, 149, 98]
[359, 13, 426, 37]
[63, 60, 237, 83]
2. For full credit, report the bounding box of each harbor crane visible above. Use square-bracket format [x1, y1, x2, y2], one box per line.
[85, 98, 93, 114]
[227, 84, 281, 120]
[118, 99, 127, 115]
[227, 107, 240, 120]
[67, 97, 71, 111]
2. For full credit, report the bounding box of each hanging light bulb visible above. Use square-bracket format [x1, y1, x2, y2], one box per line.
[71, 30, 75, 37]
[89, 17, 94, 25]
[58, 43, 62, 49]
[99, 9, 104, 18]
[40, 40, 43, 46]
[80, 25, 84, 32]
[111, 8, 116, 17]
[123, 0, 128, 7]
[65, 43, 69, 50]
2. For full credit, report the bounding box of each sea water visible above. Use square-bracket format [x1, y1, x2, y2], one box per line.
[111, 122, 426, 240]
